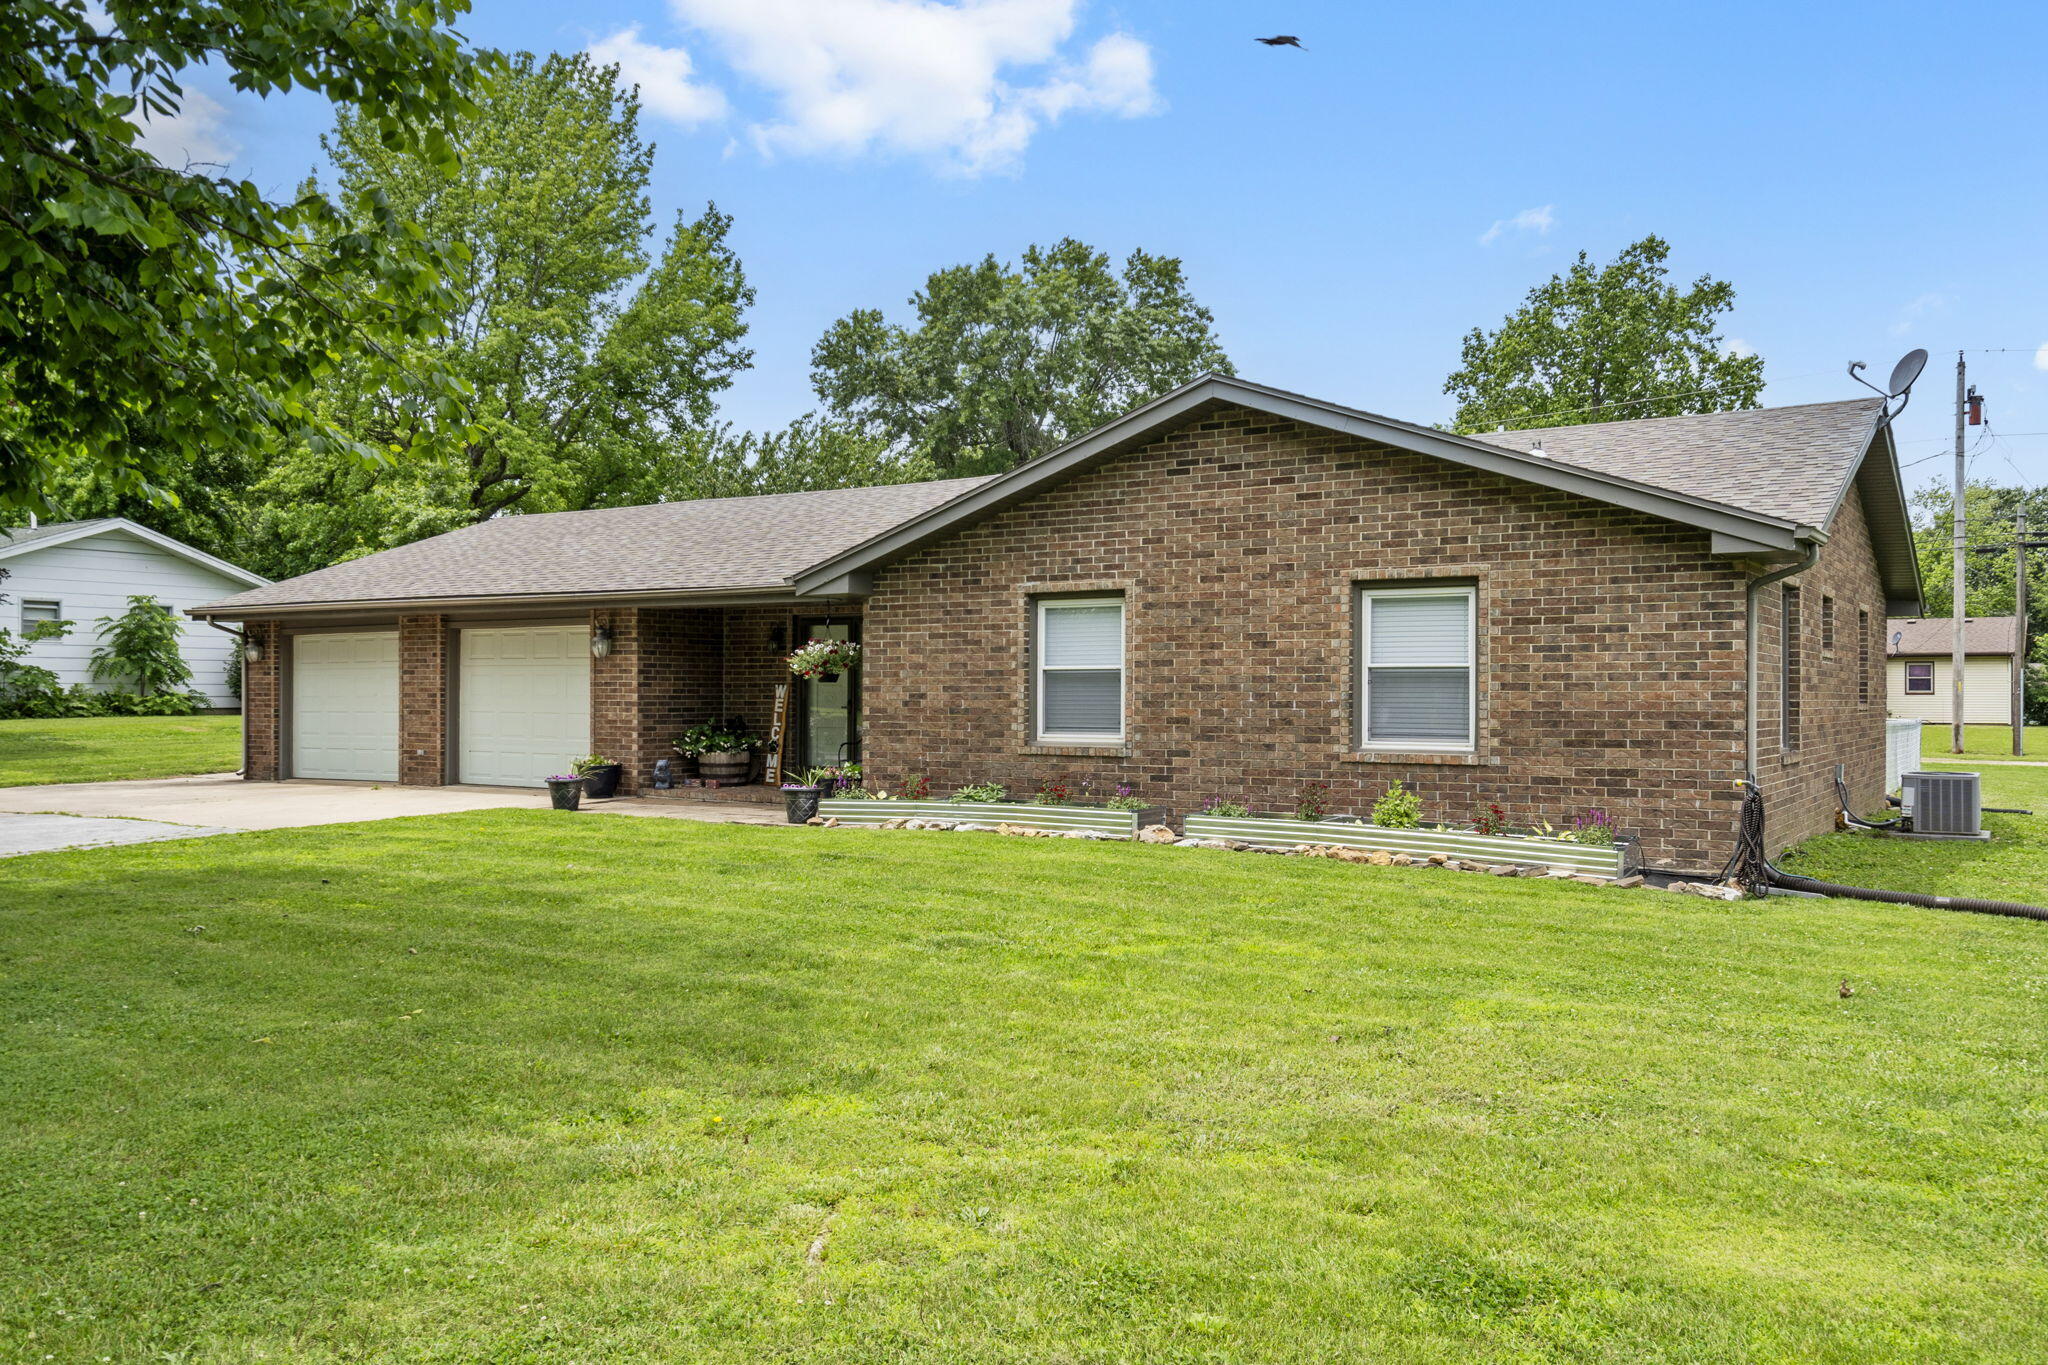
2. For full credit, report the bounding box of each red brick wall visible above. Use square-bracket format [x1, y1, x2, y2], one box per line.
[241, 620, 283, 781]
[858, 405, 1886, 870]
[589, 606, 726, 794]
[398, 615, 448, 785]
[1750, 484, 1888, 854]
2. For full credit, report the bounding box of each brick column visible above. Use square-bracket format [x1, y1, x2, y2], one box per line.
[242, 620, 284, 780]
[589, 607, 645, 794]
[398, 614, 450, 785]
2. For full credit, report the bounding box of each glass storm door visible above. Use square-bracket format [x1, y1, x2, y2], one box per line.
[800, 620, 858, 770]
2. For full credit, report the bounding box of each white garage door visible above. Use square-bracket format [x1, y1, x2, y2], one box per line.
[292, 632, 399, 781]
[458, 626, 591, 787]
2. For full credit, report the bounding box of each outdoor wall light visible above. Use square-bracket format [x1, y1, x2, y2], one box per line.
[243, 634, 264, 663]
[590, 624, 614, 658]
[769, 624, 787, 651]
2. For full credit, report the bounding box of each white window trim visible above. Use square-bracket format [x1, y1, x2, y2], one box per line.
[20, 599, 62, 629]
[1356, 584, 1477, 753]
[1034, 595, 1125, 744]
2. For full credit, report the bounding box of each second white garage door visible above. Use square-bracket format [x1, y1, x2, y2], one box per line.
[458, 626, 591, 787]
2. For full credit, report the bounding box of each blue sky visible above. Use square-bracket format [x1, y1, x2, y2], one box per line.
[153, 0, 2048, 502]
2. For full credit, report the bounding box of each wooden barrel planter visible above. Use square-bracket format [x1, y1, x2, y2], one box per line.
[697, 750, 752, 782]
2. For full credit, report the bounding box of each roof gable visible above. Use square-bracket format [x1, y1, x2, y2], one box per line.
[0, 518, 267, 588]
[793, 375, 1913, 597]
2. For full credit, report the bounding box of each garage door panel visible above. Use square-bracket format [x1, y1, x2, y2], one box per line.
[458, 626, 590, 787]
[292, 632, 399, 781]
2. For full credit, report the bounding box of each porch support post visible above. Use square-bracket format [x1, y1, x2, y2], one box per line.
[242, 620, 284, 781]
[590, 606, 647, 795]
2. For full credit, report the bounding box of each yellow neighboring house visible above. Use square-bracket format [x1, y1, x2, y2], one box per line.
[1885, 616, 2020, 726]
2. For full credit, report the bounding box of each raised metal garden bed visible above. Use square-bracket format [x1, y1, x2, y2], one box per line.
[816, 799, 1142, 837]
[1181, 814, 1634, 876]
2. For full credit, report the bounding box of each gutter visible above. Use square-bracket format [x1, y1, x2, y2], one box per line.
[186, 584, 802, 622]
[1743, 529, 1826, 780]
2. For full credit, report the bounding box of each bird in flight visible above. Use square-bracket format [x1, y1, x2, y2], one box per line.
[1255, 35, 1304, 48]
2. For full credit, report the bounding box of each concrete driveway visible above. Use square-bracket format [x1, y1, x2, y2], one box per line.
[0, 775, 549, 857]
[0, 774, 784, 856]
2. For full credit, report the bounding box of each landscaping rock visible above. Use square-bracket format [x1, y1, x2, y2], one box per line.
[1174, 838, 1203, 847]
[821, 817, 839, 828]
[1572, 874, 1609, 885]
[1427, 852, 1450, 866]
[1366, 850, 1394, 866]
[1139, 824, 1178, 844]
[1611, 874, 1644, 889]
[1197, 839, 1236, 851]
[1333, 848, 1371, 864]
[805, 816, 827, 826]
[1486, 864, 1520, 876]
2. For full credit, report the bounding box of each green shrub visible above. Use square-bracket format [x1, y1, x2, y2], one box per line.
[950, 782, 1008, 803]
[1370, 781, 1421, 829]
[90, 595, 194, 697]
[1199, 797, 1249, 819]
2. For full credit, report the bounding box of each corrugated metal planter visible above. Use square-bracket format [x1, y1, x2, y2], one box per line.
[816, 799, 1142, 837]
[1181, 814, 1634, 876]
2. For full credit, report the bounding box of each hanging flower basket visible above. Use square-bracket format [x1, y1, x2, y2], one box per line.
[787, 637, 861, 681]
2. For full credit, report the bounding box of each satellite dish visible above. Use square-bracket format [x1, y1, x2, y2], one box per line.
[1887, 348, 1928, 398]
[1848, 348, 1930, 426]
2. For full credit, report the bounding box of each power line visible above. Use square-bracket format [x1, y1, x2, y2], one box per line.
[1482, 368, 1833, 426]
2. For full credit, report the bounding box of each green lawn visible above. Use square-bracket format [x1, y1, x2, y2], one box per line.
[1918, 722, 2048, 762]
[5, 813, 2047, 1361]
[0, 714, 242, 786]
[1783, 761, 2048, 905]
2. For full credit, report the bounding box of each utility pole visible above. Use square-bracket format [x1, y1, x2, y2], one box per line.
[1952, 350, 1968, 755]
[2018, 507, 2030, 757]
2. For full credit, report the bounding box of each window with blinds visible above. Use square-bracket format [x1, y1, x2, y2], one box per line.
[1358, 586, 1474, 749]
[1035, 596, 1124, 741]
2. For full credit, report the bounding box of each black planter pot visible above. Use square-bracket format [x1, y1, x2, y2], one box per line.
[784, 786, 822, 823]
[546, 777, 585, 811]
[580, 763, 623, 799]
[817, 671, 840, 684]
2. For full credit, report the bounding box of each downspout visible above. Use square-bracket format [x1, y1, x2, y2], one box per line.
[1742, 532, 1825, 783]
[202, 617, 248, 778]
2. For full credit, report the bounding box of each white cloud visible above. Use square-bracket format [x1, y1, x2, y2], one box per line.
[2033, 341, 2048, 372]
[1479, 204, 1555, 246]
[626, 0, 1158, 174]
[132, 86, 239, 169]
[1725, 337, 1755, 359]
[588, 24, 729, 126]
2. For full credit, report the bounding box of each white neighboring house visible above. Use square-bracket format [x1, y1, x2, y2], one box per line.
[0, 519, 269, 710]
[1885, 615, 2021, 727]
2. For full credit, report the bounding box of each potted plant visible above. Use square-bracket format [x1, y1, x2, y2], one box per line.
[544, 773, 585, 811]
[571, 753, 623, 799]
[787, 637, 861, 683]
[783, 767, 833, 823]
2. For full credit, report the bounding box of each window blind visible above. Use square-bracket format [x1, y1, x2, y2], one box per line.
[1362, 590, 1472, 747]
[1039, 599, 1123, 738]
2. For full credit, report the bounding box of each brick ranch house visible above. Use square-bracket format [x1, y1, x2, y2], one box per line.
[191, 375, 1923, 872]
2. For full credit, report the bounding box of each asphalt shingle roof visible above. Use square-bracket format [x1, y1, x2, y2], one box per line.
[1465, 398, 1884, 528]
[0, 518, 112, 551]
[196, 478, 993, 612]
[1887, 616, 2020, 657]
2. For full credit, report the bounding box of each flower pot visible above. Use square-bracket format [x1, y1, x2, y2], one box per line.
[698, 750, 751, 782]
[816, 670, 840, 684]
[546, 777, 585, 811]
[579, 763, 623, 799]
[783, 786, 822, 823]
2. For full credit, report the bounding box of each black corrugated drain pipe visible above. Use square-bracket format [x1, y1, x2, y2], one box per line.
[1722, 778, 2048, 921]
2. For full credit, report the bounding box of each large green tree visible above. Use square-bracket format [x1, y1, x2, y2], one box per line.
[242, 51, 753, 578]
[811, 239, 1231, 475]
[1444, 235, 1764, 432]
[0, 0, 491, 516]
[681, 416, 939, 501]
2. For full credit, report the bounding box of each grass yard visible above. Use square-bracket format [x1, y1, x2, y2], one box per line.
[1783, 761, 2048, 905]
[1918, 722, 2048, 762]
[0, 714, 242, 786]
[4, 813, 2047, 1361]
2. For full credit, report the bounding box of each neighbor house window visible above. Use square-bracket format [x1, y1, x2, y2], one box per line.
[1904, 661, 1934, 695]
[1358, 585, 1475, 750]
[1781, 587, 1802, 752]
[1858, 609, 1871, 704]
[1035, 596, 1124, 742]
[20, 599, 60, 628]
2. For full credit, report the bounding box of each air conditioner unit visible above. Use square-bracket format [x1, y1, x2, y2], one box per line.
[1900, 770, 1982, 836]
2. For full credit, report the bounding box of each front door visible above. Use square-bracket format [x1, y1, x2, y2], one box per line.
[798, 619, 859, 771]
